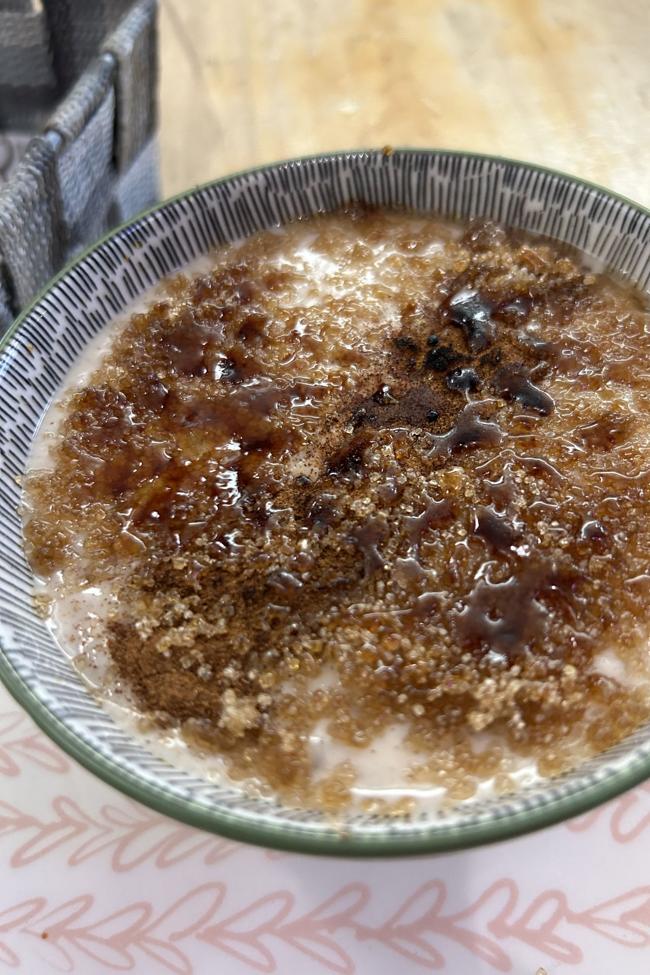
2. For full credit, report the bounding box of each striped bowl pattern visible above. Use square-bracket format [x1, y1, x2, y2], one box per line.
[1, 150, 649, 856]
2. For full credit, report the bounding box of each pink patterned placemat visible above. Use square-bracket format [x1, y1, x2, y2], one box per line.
[1, 679, 649, 974]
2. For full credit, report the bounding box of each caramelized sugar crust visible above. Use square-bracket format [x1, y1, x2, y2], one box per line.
[24, 209, 650, 810]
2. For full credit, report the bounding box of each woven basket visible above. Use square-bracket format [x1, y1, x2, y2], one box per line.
[0, 0, 159, 330]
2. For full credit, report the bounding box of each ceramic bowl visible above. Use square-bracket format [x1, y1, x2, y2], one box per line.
[1, 150, 649, 856]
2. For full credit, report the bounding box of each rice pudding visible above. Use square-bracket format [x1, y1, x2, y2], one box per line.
[23, 207, 650, 813]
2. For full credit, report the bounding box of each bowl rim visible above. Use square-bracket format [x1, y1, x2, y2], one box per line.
[1, 147, 649, 857]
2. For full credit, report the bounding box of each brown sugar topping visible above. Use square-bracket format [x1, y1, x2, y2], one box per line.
[23, 208, 650, 810]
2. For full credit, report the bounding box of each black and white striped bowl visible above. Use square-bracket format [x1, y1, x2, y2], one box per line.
[1, 150, 649, 856]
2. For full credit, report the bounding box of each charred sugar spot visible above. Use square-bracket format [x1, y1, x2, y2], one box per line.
[372, 384, 396, 405]
[479, 348, 502, 368]
[424, 344, 464, 372]
[394, 335, 419, 352]
[326, 437, 368, 479]
[351, 385, 443, 430]
[351, 406, 368, 430]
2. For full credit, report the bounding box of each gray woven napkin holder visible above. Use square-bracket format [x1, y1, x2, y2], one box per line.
[0, 0, 159, 332]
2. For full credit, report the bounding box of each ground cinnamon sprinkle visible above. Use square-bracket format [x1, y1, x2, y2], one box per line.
[24, 208, 650, 811]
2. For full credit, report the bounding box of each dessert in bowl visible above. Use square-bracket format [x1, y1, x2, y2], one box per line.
[2, 150, 650, 855]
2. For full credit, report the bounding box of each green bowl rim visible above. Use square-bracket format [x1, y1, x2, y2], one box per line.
[1, 147, 649, 857]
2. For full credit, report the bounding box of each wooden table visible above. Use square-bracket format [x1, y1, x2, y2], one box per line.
[159, 0, 649, 207]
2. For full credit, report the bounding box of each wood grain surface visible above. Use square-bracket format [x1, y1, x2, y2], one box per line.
[159, 0, 649, 206]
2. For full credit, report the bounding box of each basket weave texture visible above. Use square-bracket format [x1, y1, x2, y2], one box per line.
[0, 0, 159, 330]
